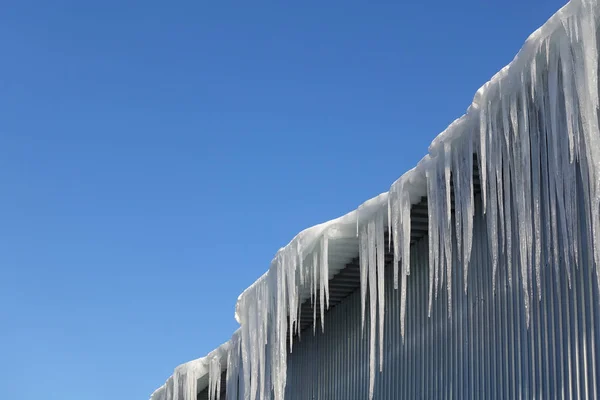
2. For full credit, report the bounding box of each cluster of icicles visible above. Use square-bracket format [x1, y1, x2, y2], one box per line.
[149, 340, 232, 400]
[151, 1, 600, 399]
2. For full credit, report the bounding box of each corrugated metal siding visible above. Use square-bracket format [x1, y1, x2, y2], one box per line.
[284, 195, 600, 399]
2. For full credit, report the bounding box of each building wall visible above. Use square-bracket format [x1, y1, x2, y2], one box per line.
[284, 196, 600, 399]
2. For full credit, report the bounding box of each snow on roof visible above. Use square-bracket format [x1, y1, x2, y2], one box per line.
[150, 1, 600, 399]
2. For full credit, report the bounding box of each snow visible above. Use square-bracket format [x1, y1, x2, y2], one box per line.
[150, 1, 600, 399]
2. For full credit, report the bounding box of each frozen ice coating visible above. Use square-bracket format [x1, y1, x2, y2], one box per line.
[149, 339, 232, 400]
[149, 1, 600, 399]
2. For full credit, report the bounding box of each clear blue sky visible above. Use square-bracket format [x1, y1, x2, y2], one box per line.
[0, 1, 565, 398]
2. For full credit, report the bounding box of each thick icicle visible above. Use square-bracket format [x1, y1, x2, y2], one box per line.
[209, 356, 222, 400]
[452, 144, 463, 277]
[443, 142, 453, 315]
[240, 297, 251, 400]
[359, 225, 368, 333]
[376, 212, 386, 372]
[401, 189, 411, 281]
[463, 131, 474, 292]
[312, 250, 318, 334]
[503, 148, 513, 287]
[388, 194, 393, 249]
[391, 183, 401, 289]
[400, 227, 409, 339]
[367, 219, 377, 400]
[320, 234, 329, 332]
[521, 72, 534, 307]
[479, 101, 488, 212]
[286, 249, 297, 352]
[248, 298, 258, 400]
[426, 169, 436, 317]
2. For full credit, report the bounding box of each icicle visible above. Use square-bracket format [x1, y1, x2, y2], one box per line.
[388, 194, 392, 249]
[431, 164, 444, 301]
[452, 145, 463, 275]
[487, 105, 499, 296]
[401, 188, 411, 282]
[479, 101, 488, 212]
[356, 209, 360, 237]
[376, 212, 386, 372]
[259, 285, 268, 400]
[312, 251, 318, 334]
[426, 169, 435, 317]
[286, 251, 297, 352]
[166, 376, 174, 400]
[463, 131, 474, 292]
[556, 31, 581, 272]
[359, 225, 368, 333]
[558, 26, 577, 163]
[266, 254, 286, 400]
[296, 282, 302, 340]
[279, 256, 289, 400]
[209, 355, 222, 400]
[225, 332, 241, 400]
[391, 183, 401, 289]
[400, 228, 409, 339]
[547, 37, 573, 290]
[503, 149, 513, 287]
[297, 244, 304, 286]
[519, 74, 533, 327]
[367, 219, 377, 400]
[444, 142, 452, 228]
[248, 299, 258, 400]
[320, 234, 329, 332]
[443, 142, 453, 315]
[437, 162, 446, 295]
[239, 297, 251, 400]
[497, 97, 507, 256]
[555, 45, 575, 288]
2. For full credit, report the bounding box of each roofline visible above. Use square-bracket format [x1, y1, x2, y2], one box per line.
[150, 0, 595, 397]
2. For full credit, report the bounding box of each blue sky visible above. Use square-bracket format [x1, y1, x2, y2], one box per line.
[0, 1, 565, 398]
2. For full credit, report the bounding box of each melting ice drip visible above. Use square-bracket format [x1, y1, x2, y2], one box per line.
[151, 1, 600, 399]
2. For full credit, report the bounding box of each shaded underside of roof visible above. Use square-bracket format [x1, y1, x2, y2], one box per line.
[197, 372, 226, 400]
[295, 156, 482, 335]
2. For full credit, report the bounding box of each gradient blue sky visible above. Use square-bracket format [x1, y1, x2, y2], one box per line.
[0, 1, 565, 398]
